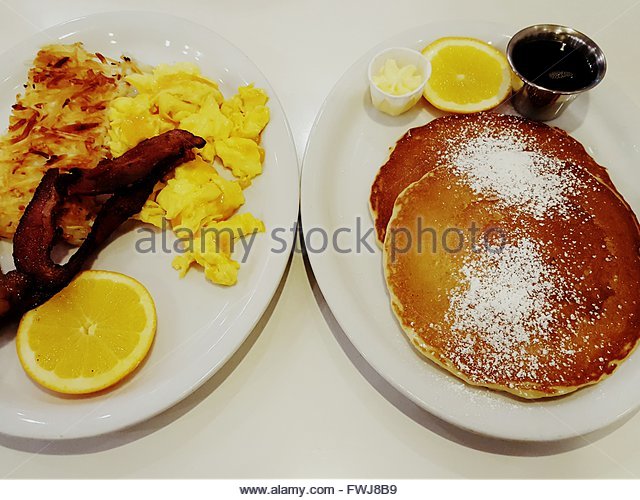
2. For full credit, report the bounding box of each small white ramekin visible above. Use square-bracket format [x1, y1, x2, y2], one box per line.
[368, 47, 431, 116]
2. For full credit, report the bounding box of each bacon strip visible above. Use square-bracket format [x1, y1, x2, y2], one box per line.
[1, 129, 205, 322]
[66, 129, 202, 195]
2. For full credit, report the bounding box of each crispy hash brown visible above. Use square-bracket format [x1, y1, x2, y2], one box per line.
[0, 43, 135, 244]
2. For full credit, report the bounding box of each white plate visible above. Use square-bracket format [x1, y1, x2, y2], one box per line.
[301, 21, 640, 441]
[0, 12, 299, 439]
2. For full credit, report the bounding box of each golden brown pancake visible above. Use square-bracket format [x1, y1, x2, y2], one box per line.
[383, 137, 640, 398]
[370, 113, 616, 244]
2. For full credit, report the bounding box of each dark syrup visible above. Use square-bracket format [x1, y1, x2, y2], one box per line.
[512, 38, 598, 92]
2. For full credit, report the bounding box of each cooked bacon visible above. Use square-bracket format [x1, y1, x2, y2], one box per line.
[1, 130, 205, 322]
[67, 130, 204, 195]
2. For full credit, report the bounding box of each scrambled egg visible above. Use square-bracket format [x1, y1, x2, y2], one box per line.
[109, 63, 270, 285]
[172, 212, 265, 286]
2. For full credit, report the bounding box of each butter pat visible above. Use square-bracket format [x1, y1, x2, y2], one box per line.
[368, 47, 431, 116]
[373, 59, 423, 96]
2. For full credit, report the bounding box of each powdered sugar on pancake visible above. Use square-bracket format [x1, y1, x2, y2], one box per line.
[445, 237, 579, 383]
[436, 124, 601, 386]
[449, 239, 556, 345]
[449, 133, 580, 219]
[434, 126, 608, 387]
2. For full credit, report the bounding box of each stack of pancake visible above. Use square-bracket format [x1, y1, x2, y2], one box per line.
[370, 113, 640, 399]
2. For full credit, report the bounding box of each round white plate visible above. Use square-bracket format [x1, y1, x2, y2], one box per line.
[301, 21, 640, 441]
[0, 12, 299, 439]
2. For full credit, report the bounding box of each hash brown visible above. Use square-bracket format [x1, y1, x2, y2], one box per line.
[0, 43, 134, 244]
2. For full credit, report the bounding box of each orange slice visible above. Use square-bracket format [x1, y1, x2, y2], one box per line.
[421, 37, 512, 113]
[16, 270, 156, 394]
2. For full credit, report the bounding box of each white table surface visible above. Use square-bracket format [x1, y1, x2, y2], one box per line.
[1, 0, 640, 479]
